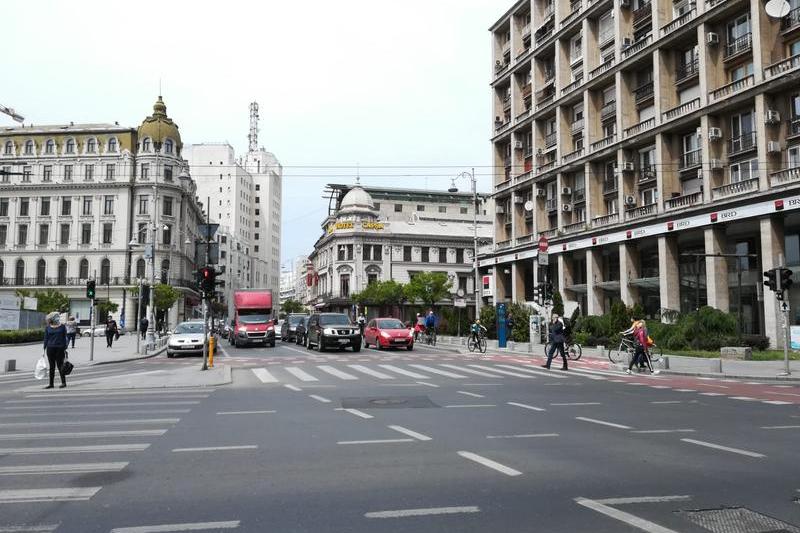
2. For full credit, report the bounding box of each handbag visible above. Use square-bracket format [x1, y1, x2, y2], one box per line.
[61, 352, 74, 376]
[34, 355, 48, 380]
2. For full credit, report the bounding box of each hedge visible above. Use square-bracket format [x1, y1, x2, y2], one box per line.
[0, 329, 45, 344]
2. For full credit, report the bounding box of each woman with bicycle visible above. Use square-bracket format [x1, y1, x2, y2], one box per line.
[626, 320, 651, 375]
[468, 319, 487, 353]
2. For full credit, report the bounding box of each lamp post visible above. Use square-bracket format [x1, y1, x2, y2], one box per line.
[449, 168, 481, 317]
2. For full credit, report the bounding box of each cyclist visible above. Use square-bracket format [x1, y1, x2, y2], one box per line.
[470, 319, 487, 342]
[626, 319, 651, 374]
[424, 310, 437, 343]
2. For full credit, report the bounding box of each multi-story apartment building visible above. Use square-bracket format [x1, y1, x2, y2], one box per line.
[0, 97, 204, 328]
[294, 256, 311, 305]
[243, 148, 282, 293]
[486, 0, 800, 346]
[280, 267, 296, 304]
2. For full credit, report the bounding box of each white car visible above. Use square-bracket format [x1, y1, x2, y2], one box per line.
[166, 321, 208, 358]
[81, 325, 107, 338]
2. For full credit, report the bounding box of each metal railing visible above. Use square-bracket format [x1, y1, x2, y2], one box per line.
[589, 58, 615, 80]
[573, 188, 586, 202]
[724, 33, 752, 59]
[662, 98, 700, 122]
[781, 7, 800, 31]
[591, 134, 616, 152]
[625, 203, 657, 220]
[729, 132, 756, 156]
[601, 101, 617, 120]
[623, 117, 655, 139]
[571, 118, 584, 133]
[602, 178, 618, 194]
[708, 75, 754, 103]
[622, 34, 652, 59]
[633, 1, 652, 24]
[545, 131, 558, 147]
[679, 149, 702, 170]
[634, 82, 654, 103]
[561, 77, 584, 96]
[770, 167, 800, 187]
[764, 53, 800, 79]
[712, 177, 759, 200]
[638, 167, 657, 182]
[664, 191, 703, 210]
[562, 148, 584, 164]
[563, 221, 587, 234]
[706, 0, 728, 9]
[591, 213, 619, 227]
[789, 117, 800, 137]
[676, 57, 699, 82]
[661, 9, 696, 37]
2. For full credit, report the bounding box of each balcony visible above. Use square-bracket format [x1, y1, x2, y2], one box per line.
[622, 34, 652, 60]
[764, 53, 800, 79]
[634, 82, 654, 105]
[503, 95, 512, 110]
[522, 84, 533, 99]
[781, 7, 800, 33]
[662, 98, 700, 122]
[494, 119, 512, 134]
[708, 75, 754, 103]
[591, 134, 616, 152]
[789, 117, 800, 137]
[665, 191, 703, 210]
[724, 33, 752, 60]
[536, 90, 555, 110]
[540, 228, 558, 239]
[496, 239, 513, 251]
[495, 61, 510, 77]
[728, 132, 756, 156]
[516, 233, 535, 246]
[632, 1, 652, 26]
[495, 179, 513, 193]
[592, 213, 619, 228]
[516, 108, 532, 122]
[563, 221, 587, 234]
[561, 1, 584, 28]
[545, 131, 558, 148]
[623, 117, 656, 139]
[573, 188, 586, 202]
[712, 177, 760, 200]
[537, 160, 557, 173]
[589, 58, 615, 80]
[602, 178, 618, 194]
[543, 70, 556, 85]
[545, 198, 558, 211]
[676, 58, 699, 84]
[535, 27, 554, 45]
[516, 45, 533, 60]
[625, 203, 658, 220]
[524, 144, 534, 158]
[571, 118, 585, 133]
[770, 167, 800, 187]
[600, 101, 617, 120]
[706, 0, 729, 9]
[679, 149, 702, 170]
[561, 77, 584, 96]
[638, 167, 657, 183]
[522, 24, 531, 38]
[502, 41, 511, 55]
[660, 9, 696, 37]
[562, 148, 584, 164]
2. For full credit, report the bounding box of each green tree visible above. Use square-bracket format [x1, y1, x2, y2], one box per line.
[353, 280, 405, 307]
[508, 302, 533, 342]
[479, 305, 497, 339]
[281, 299, 305, 314]
[551, 289, 564, 316]
[403, 272, 453, 309]
[34, 289, 70, 314]
[96, 300, 119, 322]
[153, 284, 181, 314]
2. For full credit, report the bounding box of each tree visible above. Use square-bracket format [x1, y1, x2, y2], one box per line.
[281, 299, 305, 315]
[34, 289, 70, 314]
[153, 284, 181, 313]
[551, 289, 564, 316]
[352, 280, 405, 307]
[96, 300, 119, 322]
[403, 272, 453, 309]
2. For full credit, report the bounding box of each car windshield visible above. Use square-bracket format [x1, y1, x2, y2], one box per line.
[288, 315, 306, 325]
[174, 323, 204, 334]
[320, 314, 351, 326]
[377, 319, 405, 329]
[238, 314, 270, 324]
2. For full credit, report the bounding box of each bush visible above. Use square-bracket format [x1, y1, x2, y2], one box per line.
[732, 334, 770, 351]
[0, 329, 45, 344]
[508, 302, 534, 342]
[479, 306, 497, 339]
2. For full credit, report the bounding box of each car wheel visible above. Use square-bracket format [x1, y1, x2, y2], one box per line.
[363, 337, 369, 348]
[406, 345, 414, 351]
[318, 336, 326, 352]
[166, 351, 174, 358]
[352, 344, 361, 353]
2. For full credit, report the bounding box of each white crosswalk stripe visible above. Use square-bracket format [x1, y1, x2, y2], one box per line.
[0, 444, 150, 455]
[438, 364, 504, 378]
[0, 430, 166, 441]
[0, 487, 102, 504]
[109, 520, 240, 532]
[377, 365, 430, 379]
[408, 365, 467, 379]
[284, 367, 319, 382]
[251, 368, 278, 383]
[0, 462, 128, 476]
[317, 366, 358, 380]
[466, 365, 535, 379]
[347, 365, 395, 379]
[494, 364, 569, 379]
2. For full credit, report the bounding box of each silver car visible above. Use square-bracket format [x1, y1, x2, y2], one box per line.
[166, 321, 207, 358]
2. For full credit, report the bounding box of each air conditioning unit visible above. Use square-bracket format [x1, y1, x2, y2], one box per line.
[496, 205, 506, 214]
[514, 140, 524, 149]
[765, 110, 781, 124]
[562, 186, 572, 195]
[536, 188, 547, 197]
[767, 141, 782, 153]
[621, 37, 633, 49]
[562, 204, 572, 212]
[709, 159, 724, 170]
[625, 195, 636, 207]
[513, 195, 525, 204]
[622, 162, 635, 172]
[708, 127, 722, 140]
[707, 32, 719, 45]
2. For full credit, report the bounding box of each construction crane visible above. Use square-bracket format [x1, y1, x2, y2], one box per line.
[0, 103, 24, 123]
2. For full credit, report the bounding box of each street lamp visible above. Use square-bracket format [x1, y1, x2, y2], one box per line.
[448, 168, 481, 317]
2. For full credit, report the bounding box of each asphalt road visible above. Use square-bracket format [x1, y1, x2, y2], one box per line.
[1, 340, 799, 533]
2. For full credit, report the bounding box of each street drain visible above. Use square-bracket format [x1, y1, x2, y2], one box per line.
[678, 507, 800, 533]
[341, 396, 439, 409]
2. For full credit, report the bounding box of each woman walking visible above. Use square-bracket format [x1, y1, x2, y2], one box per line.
[43, 312, 68, 389]
[65, 316, 78, 348]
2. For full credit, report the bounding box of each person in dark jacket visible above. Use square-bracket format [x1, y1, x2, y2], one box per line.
[106, 316, 119, 348]
[43, 312, 68, 389]
[140, 317, 149, 340]
[541, 313, 568, 371]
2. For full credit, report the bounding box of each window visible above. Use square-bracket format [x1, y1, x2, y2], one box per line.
[159, 223, 171, 245]
[106, 164, 115, 181]
[45, 140, 55, 154]
[1, 166, 8, 183]
[20, 198, 29, 217]
[605, 198, 618, 215]
[456, 248, 465, 263]
[137, 223, 147, 244]
[100, 259, 110, 285]
[0, 198, 7, 217]
[81, 223, 91, 244]
[254, 221, 259, 228]
[87, 138, 96, 153]
[15, 259, 24, 284]
[575, 205, 586, 222]
[79, 258, 89, 280]
[136, 258, 146, 279]
[394, 204, 403, 212]
[61, 198, 71, 216]
[142, 138, 151, 152]
[340, 274, 350, 297]
[726, 13, 750, 44]
[57, 259, 67, 285]
[38, 224, 49, 245]
[108, 138, 117, 152]
[0, 225, 6, 246]
[36, 259, 46, 285]
[60, 224, 69, 245]
[416, 205, 425, 212]
[374, 202, 380, 210]
[255, 197, 260, 203]
[438, 206, 446, 213]
[731, 110, 755, 153]
[103, 196, 114, 215]
[255, 184, 260, 191]
[82, 196, 92, 216]
[730, 158, 759, 182]
[160, 259, 170, 283]
[164, 139, 173, 154]
[22, 166, 31, 182]
[43, 166, 52, 182]
[66, 139, 75, 154]
[162, 197, 173, 216]
[164, 165, 173, 181]
[254, 245, 259, 253]
[40, 198, 50, 216]
[682, 132, 700, 163]
[64, 165, 73, 181]
[102, 223, 113, 244]
[337, 244, 353, 261]
[674, 0, 694, 16]
[363, 244, 382, 261]
[730, 62, 754, 82]
[141, 163, 149, 180]
[3, 141, 12, 155]
[599, 11, 614, 44]
[85, 164, 94, 181]
[460, 206, 468, 214]
[640, 188, 658, 205]
[24, 140, 34, 155]
[255, 209, 259, 216]
[570, 32, 583, 62]
[18, 224, 28, 246]
[639, 146, 656, 172]
[138, 195, 148, 215]
[789, 145, 800, 169]
[421, 247, 430, 262]
[403, 246, 412, 261]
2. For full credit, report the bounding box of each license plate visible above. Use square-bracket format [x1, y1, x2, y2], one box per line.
[338, 339, 349, 344]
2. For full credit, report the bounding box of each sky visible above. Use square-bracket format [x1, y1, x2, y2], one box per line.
[1, 0, 501, 269]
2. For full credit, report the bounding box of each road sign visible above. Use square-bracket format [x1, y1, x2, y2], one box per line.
[538, 252, 549, 266]
[454, 298, 467, 308]
[538, 235, 549, 253]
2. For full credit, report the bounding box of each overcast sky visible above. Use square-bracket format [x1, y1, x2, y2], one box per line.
[2, 0, 499, 268]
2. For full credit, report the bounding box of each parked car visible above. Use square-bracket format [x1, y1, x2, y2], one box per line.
[305, 313, 361, 352]
[281, 313, 307, 342]
[166, 321, 208, 358]
[81, 325, 106, 337]
[362, 318, 414, 351]
[295, 316, 310, 347]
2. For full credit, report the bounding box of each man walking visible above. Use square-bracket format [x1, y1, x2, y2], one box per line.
[65, 316, 78, 348]
[105, 316, 119, 348]
[541, 313, 568, 371]
[140, 317, 149, 340]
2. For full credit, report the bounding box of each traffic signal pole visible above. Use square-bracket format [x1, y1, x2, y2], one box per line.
[88, 272, 96, 362]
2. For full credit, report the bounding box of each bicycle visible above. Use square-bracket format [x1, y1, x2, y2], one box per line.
[467, 330, 487, 354]
[424, 327, 437, 346]
[610, 333, 661, 367]
[544, 338, 582, 361]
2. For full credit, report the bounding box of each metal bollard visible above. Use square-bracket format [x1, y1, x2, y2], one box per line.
[4, 360, 16, 372]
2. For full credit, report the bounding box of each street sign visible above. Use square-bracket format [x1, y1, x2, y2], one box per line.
[538, 235, 549, 253]
[198, 224, 220, 240]
[454, 298, 467, 308]
[538, 252, 549, 266]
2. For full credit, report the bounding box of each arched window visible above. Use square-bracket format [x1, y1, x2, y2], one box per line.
[136, 258, 146, 279]
[142, 138, 151, 152]
[45, 139, 55, 155]
[36, 259, 46, 285]
[164, 139, 173, 154]
[57, 259, 67, 285]
[65, 139, 75, 154]
[79, 258, 89, 280]
[161, 259, 170, 284]
[24, 140, 34, 155]
[87, 138, 96, 153]
[3, 141, 12, 155]
[15, 259, 24, 285]
[108, 138, 117, 152]
[100, 258, 111, 285]
[0, 259, 4, 285]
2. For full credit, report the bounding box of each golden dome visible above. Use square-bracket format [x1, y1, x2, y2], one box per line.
[137, 96, 182, 151]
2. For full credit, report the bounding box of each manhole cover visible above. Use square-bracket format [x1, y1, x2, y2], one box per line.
[679, 507, 800, 533]
[341, 396, 439, 409]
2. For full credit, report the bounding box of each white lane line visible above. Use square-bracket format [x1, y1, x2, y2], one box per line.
[7, 395, 209, 404]
[251, 368, 279, 383]
[650, 401, 684, 404]
[507, 401, 546, 412]
[284, 384, 302, 392]
[495, 364, 569, 379]
[632, 429, 696, 434]
[285, 367, 319, 382]
[347, 365, 395, 380]
[109, 521, 240, 532]
[444, 404, 497, 408]
[0, 462, 127, 476]
[309, 394, 332, 403]
[595, 495, 692, 505]
[0, 418, 179, 428]
[0, 430, 166, 441]
[462, 383, 504, 386]
[171, 445, 257, 452]
[487, 433, 558, 439]
[317, 366, 358, 380]
[0, 410, 190, 418]
[680, 438, 765, 458]
[466, 365, 535, 379]
[575, 497, 681, 533]
[550, 402, 601, 406]
[0, 487, 102, 504]
[649, 386, 671, 389]
[674, 389, 696, 392]
[0, 524, 59, 532]
[408, 365, 467, 379]
[457, 391, 485, 398]
[337, 438, 414, 445]
[22, 389, 212, 398]
[699, 392, 726, 396]
[762, 400, 793, 405]
[730, 396, 758, 401]
[760, 425, 800, 429]
[438, 364, 503, 378]
[365, 506, 480, 519]
[388, 425, 432, 441]
[575, 417, 632, 430]
[0, 444, 149, 455]
[335, 408, 373, 419]
[699, 383, 729, 389]
[216, 411, 276, 415]
[457, 451, 522, 477]
[416, 381, 440, 388]
[4, 401, 200, 410]
[377, 365, 430, 379]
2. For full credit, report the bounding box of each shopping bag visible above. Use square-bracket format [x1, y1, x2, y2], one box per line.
[34, 355, 48, 380]
[61, 352, 74, 376]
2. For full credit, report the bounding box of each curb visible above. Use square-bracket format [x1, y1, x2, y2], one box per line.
[658, 369, 800, 382]
[0, 341, 45, 348]
[88, 345, 166, 366]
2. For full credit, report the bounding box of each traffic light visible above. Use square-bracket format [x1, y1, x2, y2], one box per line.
[543, 282, 553, 303]
[199, 267, 216, 297]
[764, 269, 778, 293]
[778, 268, 794, 301]
[533, 284, 542, 305]
[86, 280, 96, 299]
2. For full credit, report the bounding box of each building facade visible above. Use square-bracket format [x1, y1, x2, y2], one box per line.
[0, 97, 204, 329]
[485, 0, 800, 346]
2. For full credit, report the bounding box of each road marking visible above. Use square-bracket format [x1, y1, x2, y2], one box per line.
[309, 394, 332, 403]
[347, 365, 395, 379]
[457, 391, 485, 398]
[632, 429, 696, 434]
[650, 401, 684, 404]
[575, 497, 681, 533]
[388, 425, 432, 441]
[772, 391, 800, 397]
[457, 451, 522, 477]
[699, 392, 726, 396]
[284, 384, 302, 391]
[251, 368, 279, 383]
[762, 400, 793, 405]
[0, 418, 179, 428]
[486, 433, 558, 439]
[337, 438, 414, 445]
[22, 389, 212, 398]
[317, 366, 358, 380]
[550, 402, 601, 406]
[285, 367, 319, 382]
[495, 364, 568, 379]
[408, 365, 467, 378]
[335, 408, 373, 419]
[0, 487, 102, 504]
[377, 365, 430, 379]
[172, 445, 257, 452]
[8, 395, 209, 404]
[576, 417, 632, 430]
[0, 409, 191, 418]
[365, 506, 480, 519]
[730, 396, 758, 401]
[416, 381, 439, 388]
[109, 521, 240, 532]
[0, 462, 128, 476]
[0, 430, 166, 441]
[595, 495, 692, 505]
[0, 524, 59, 532]
[0, 444, 150, 455]
[699, 383, 729, 389]
[462, 383, 503, 386]
[507, 402, 546, 412]
[3, 401, 201, 410]
[466, 365, 535, 378]
[649, 385, 671, 389]
[444, 404, 497, 408]
[674, 389, 696, 392]
[216, 411, 276, 415]
[680, 438, 764, 458]
[438, 364, 502, 378]
[760, 425, 800, 429]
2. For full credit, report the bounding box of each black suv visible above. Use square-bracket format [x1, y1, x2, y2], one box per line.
[306, 313, 361, 352]
[281, 313, 307, 342]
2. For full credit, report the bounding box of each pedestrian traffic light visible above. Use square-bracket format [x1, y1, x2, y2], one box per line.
[764, 269, 778, 292]
[777, 267, 794, 301]
[199, 267, 216, 297]
[86, 280, 96, 299]
[533, 284, 542, 305]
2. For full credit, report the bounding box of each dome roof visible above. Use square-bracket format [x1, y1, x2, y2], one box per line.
[338, 186, 375, 215]
[138, 96, 182, 150]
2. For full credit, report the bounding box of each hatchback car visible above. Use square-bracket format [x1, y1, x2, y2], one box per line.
[166, 321, 207, 358]
[294, 316, 310, 346]
[305, 313, 361, 352]
[281, 313, 307, 342]
[363, 318, 414, 350]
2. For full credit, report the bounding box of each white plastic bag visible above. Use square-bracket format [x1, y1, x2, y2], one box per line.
[34, 355, 48, 380]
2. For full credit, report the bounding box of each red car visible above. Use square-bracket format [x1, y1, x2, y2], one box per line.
[363, 318, 414, 350]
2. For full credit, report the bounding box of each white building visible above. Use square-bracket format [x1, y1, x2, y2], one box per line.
[279, 267, 296, 304]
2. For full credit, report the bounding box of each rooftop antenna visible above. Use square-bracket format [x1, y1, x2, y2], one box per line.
[248, 102, 259, 153]
[356, 162, 361, 185]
